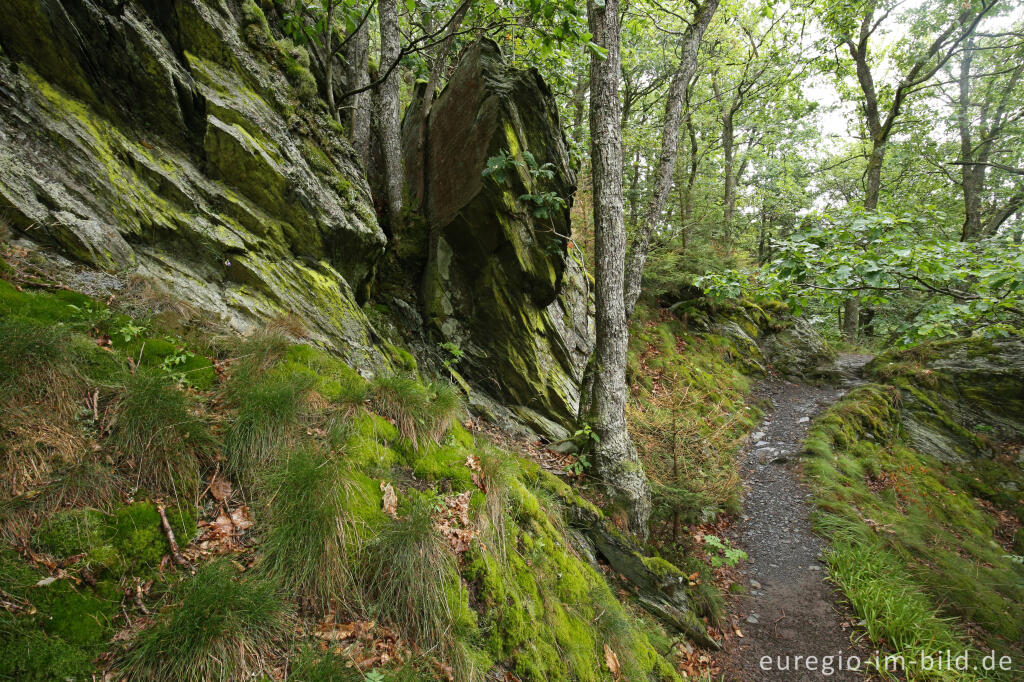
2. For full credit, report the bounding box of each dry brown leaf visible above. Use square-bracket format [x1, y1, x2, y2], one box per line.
[314, 621, 358, 641]
[208, 475, 232, 502]
[733, 627, 744, 638]
[230, 505, 252, 531]
[465, 454, 481, 471]
[381, 481, 398, 519]
[604, 643, 621, 678]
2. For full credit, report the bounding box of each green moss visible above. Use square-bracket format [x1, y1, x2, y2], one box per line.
[117, 336, 216, 390]
[412, 443, 474, 491]
[110, 502, 195, 573]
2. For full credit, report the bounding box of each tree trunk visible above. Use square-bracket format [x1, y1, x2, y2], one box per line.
[722, 109, 735, 227]
[376, 0, 403, 231]
[587, 0, 651, 537]
[572, 70, 588, 145]
[842, 297, 859, 343]
[957, 37, 983, 241]
[345, 16, 371, 164]
[323, 1, 338, 123]
[622, 0, 718, 318]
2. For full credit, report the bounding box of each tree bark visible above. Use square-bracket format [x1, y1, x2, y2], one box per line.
[323, 0, 339, 122]
[957, 37, 984, 241]
[376, 0, 403, 231]
[842, 297, 860, 343]
[587, 0, 651, 537]
[622, 0, 718, 318]
[345, 15, 371, 164]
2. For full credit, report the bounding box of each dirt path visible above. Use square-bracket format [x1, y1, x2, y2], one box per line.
[719, 355, 872, 681]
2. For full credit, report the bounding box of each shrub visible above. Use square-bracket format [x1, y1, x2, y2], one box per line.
[118, 560, 292, 681]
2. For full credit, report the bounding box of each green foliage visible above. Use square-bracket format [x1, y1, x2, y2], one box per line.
[119, 559, 292, 681]
[702, 534, 746, 568]
[483, 148, 567, 219]
[700, 209, 1024, 344]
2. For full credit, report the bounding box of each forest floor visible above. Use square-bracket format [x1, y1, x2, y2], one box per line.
[719, 355, 873, 681]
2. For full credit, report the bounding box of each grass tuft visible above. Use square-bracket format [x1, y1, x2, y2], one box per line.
[107, 369, 208, 496]
[370, 375, 463, 448]
[118, 559, 292, 681]
[360, 492, 457, 644]
[258, 448, 358, 613]
[223, 371, 313, 486]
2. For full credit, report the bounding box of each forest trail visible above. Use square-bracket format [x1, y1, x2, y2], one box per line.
[719, 354, 872, 681]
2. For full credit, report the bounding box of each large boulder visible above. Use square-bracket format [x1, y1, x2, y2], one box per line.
[0, 0, 387, 369]
[402, 40, 592, 439]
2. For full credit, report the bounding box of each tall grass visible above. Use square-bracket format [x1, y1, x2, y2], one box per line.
[223, 371, 313, 485]
[824, 537, 973, 680]
[119, 559, 292, 681]
[370, 376, 463, 448]
[108, 369, 208, 496]
[360, 493, 457, 644]
[258, 448, 358, 613]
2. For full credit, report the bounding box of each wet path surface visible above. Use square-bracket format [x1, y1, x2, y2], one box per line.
[720, 356, 871, 681]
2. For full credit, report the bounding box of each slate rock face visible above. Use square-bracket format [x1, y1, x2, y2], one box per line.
[0, 0, 386, 369]
[871, 337, 1024, 462]
[760, 317, 837, 381]
[403, 39, 593, 439]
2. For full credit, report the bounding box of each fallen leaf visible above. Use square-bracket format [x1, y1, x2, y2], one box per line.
[381, 481, 398, 518]
[314, 621, 358, 641]
[230, 505, 252, 531]
[733, 627, 744, 638]
[208, 475, 232, 502]
[604, 643, 621, 678]
[465, 454, 481, 471]
[35, 576, 57, 587]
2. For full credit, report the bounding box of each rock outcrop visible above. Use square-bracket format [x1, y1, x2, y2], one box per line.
[401, 40, 592, 440]
[869, 337, 1024, 462]
[0, 6, 591, 438]
[670, 295, 836, 380]
[0, 0, 386, 369]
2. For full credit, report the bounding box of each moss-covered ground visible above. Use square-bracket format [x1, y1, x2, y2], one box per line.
[0, 256, 693, 680]
[802, 377, 1024, 680]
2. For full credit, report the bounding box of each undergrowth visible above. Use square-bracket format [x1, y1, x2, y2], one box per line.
[804, 383, 1024, 680]
[0, 263, 693, 681]
[627, 304, 759, 540]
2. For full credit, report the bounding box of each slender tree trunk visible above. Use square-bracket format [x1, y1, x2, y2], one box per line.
[622, 0, 718, 318]
[958, 37, 983, 241]
[572, 70, 588, 145]
[323, 1, 339, 122]
[345, 17, 371, 164]
[587, 0, 651, 537]
[722, 110, 735, 226]
[376, 0, 403, 231]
